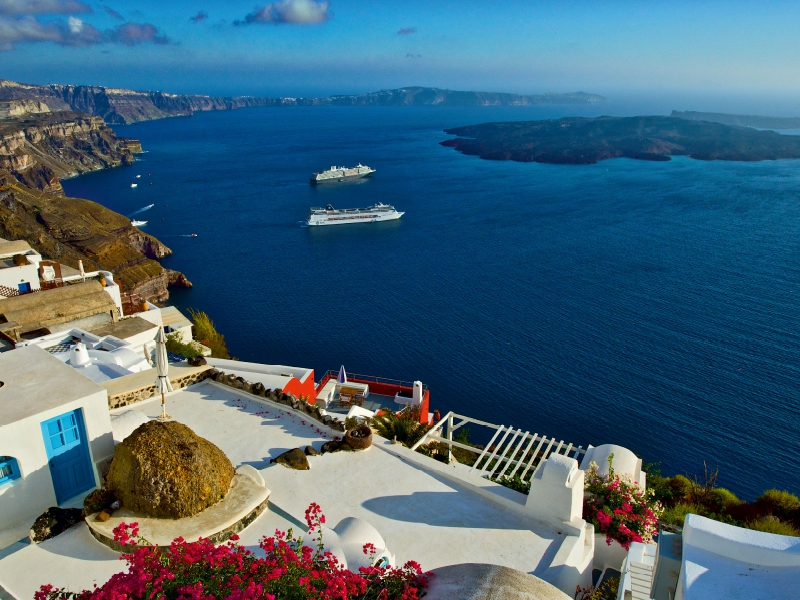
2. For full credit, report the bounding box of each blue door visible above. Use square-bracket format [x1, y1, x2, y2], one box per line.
[41, 410, 95, 504]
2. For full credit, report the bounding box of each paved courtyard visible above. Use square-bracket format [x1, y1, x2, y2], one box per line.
[0, 380, 566, 598]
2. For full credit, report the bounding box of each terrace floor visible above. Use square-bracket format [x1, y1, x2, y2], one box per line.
[320, 392, 409, 415]
[0, 380, 564, 599]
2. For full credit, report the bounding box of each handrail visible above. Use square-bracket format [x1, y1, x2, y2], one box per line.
[321, 370, 429, 393]
[410, 411, 586, 484]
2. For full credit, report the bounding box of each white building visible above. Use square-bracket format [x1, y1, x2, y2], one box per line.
[0, 239, 42, 297]
[0, 346, 114, 534]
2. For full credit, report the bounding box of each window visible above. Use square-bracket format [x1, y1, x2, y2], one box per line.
[0, 456, 20, 484]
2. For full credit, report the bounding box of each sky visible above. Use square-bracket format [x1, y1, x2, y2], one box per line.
[3, 0, 800, 106]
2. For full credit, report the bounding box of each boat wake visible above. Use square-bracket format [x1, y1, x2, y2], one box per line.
[127, 204, 154, 218]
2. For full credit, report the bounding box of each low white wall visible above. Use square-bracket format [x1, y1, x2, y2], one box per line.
[683, 513, 800, 567]
[526, 454, 585, 533]
[208, 358, 313, 382]
[0, 389, 114, 530]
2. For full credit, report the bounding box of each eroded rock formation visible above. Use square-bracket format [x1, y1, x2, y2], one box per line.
[0, 111, 140, 194]
[0, 170, 189, 301]
[106, 421, 235, 519]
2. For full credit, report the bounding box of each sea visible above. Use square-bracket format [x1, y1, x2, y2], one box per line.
[62, 103, 800, 501]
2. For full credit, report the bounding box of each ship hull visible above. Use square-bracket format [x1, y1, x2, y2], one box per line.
[310, 172, 374, 184]
[307, 211, 404, 226]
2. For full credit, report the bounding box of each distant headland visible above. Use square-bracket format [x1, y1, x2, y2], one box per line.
[0, 80, 605, 125]
[672, 110, 800, 130]
[441, 115, 800, 164]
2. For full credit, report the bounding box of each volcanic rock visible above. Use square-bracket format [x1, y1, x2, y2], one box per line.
[270, 448, 310, 470]
[304, 445, 320, 456]
[105, 420, 234, 519]
[83, 487, 116, 515]
[29, 507, 83, 543]
[321, 440, 354, 454]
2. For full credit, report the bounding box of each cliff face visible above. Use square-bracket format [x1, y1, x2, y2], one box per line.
[0, 170, 188, 302]
[0, 111, 141, 193]
[0, 79, 606, 125]
[0, 80, 275, 125]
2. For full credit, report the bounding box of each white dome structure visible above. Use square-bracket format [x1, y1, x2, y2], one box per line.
[320, 517, 395, 570]
[580, 443, 645, 488]
[110, 410, 150, 444]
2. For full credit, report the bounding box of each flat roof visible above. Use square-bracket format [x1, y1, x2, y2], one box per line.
[88, 316, 156, 340]
[0, 281, 116, 335]
[0, 380, 565, 599]
[0, 345, 106, 427]
[0, 240, 34, 258]
[160, 306, 192, 329]
[135, 383, 562, 572]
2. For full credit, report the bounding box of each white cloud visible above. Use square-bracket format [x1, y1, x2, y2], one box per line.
[0, 15, 171, 50]
[0, 15, 101, 47]
[0, 0, 91, 15]
[68, 15, 82, 33]
[235, 0, 330, 25]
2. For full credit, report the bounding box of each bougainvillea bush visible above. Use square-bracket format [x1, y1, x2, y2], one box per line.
[36, 503, 429, 600]
[583, 455, 662, 550]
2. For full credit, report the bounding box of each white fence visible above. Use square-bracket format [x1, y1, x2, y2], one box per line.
[410, 411, 586, 483]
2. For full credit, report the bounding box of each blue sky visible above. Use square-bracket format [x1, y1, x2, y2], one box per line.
[3, 0, 800, 102]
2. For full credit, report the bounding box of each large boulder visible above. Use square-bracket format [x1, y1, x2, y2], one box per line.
[105, 420, 235, 519]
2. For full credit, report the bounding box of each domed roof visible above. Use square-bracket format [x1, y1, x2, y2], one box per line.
[424, 563, 571, 600]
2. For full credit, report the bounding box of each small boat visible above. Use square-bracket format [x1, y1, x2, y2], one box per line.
[130, 183, 137, 188]
[190, 233, 198, 237]
[136, 175, 141, 178]
[131, 220, 147, 227]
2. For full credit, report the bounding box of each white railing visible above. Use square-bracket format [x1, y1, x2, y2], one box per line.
[410, 411, 586, 483]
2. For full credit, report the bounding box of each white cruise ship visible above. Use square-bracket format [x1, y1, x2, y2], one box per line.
[311, 164, 375, 183]
[306, 203, 404, 226]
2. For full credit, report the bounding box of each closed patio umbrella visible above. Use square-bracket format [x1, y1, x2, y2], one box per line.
[155, 328, 173, 420]
[337, 365, 347, 384]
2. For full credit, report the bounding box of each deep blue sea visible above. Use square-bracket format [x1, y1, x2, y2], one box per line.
[62, 104, 800, 500]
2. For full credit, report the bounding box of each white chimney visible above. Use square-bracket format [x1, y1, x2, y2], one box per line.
[69, 342, 91, 367]
[412, 381, 423, 407]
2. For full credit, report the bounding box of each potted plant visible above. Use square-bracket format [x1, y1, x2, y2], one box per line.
[584, 454, 662, 567]
[344, 423, 373, 450]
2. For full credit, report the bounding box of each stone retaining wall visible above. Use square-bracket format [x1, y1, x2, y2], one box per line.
[108, 369, 212, 410]
[205, 368, 347, 432]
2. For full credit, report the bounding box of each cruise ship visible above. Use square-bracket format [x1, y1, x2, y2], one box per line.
[306, 203, 404, 226]
[311, 164, 375, 183]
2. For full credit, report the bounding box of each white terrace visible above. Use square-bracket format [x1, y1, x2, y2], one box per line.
[0, 379, 592, 599]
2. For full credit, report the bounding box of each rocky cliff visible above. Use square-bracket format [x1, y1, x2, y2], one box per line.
[0, 79, 606, 125]
[0, 111, 141, 193]
[0, 170, 188, 302]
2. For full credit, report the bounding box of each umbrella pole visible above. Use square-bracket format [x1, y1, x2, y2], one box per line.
[160, 391, 170, 420]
